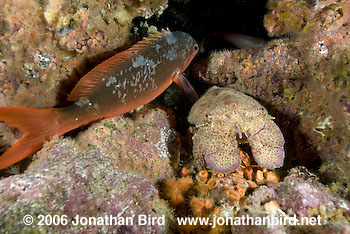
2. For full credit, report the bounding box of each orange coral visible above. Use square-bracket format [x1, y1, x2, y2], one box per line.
[236, 184, 247, 198]
[178, 177, 193, 192]
[266, 171, 279, 184]
[244, 167, 253, 180]
[181, 167, 190, 176]
[163, 149, 282, 233]
[226, 190, 241, 204]
[165, 176, 193, 206]
[190, 197, 213, 217]
[198, 181, 210, 196]
[207, 178, 219, 189]
[255, 170, 264, 184]
[197, 170, 209, 181]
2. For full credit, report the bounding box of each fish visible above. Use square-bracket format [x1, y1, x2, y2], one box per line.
[214, 32, 267, 48]
[0, 30, 199, 170]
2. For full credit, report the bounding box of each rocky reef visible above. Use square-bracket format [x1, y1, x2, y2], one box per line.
[0, 107, 176, 233]
[1, 0, 350, 233]
[235, 166, 350, 233]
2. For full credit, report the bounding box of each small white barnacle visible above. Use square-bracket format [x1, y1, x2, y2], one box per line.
[75, 117, 79, 121]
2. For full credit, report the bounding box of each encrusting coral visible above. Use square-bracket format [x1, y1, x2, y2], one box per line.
[162, 149, 281, 233]
[188, 86, 285, 172]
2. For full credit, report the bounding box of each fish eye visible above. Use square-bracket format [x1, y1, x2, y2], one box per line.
[194, 44, 199, 51]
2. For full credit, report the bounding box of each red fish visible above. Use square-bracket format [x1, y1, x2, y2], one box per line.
[0, 30, 199, 169]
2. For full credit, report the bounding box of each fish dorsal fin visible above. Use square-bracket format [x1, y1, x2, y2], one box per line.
[67, 30, 171, 102]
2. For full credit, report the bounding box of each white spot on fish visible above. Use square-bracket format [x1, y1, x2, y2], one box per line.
[132, 55, 156, 73]
[75, 98, 90, 107]
[155, 44, 161, 53]
[165, 49, 177, 61]
[155, 58, 162, 66]
[123, 79, 127, 89]
[106, 76, 117, 87]
[121, 93, 127, 104]
[147, 59, 156, 68]
[166, 33, 177, 45]
[132, 55, 146, 68]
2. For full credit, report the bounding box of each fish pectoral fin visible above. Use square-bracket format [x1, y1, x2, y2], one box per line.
[173, 73, 199, 103]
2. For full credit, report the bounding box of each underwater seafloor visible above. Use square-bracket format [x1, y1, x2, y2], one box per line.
[1, 0, 350, 233]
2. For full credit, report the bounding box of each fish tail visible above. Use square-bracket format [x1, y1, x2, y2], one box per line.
[0, 107, 60, 170]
